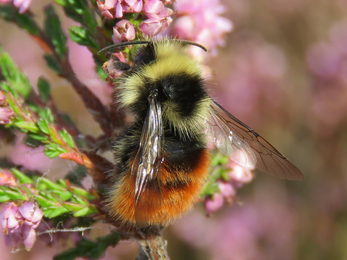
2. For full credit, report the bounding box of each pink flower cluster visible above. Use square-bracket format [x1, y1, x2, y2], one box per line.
[0, 0, 32, 13]
[0, 202, 43, 251]
[0, 169, 17, 186]
[306, 20, 347, 136]
[0, 91, 14, 125]
[204, 161, 253, 215]
[97, 0, 173, 42]
[172, 0, 233, 59]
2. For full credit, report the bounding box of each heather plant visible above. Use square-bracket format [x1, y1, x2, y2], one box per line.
[0, 0, 236, 259]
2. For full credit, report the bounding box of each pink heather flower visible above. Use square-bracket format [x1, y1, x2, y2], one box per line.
[13, 0, 32, 13]
[172, 0, 232, 59]
[139, 17, 172, 37]
[112, 19, 136, 43]
[143, 0, 173, 19]
[217, 180, 236, 198]
[0, 107, 14, 124]
[97, 0, 143, 19]
[103, 52, 128, 79]
[0, 169, 17, 186]
[204, 193, 224, 215]
[0, 203, 21, 234]
[0, 202, 43, 251]
[228, 161, 254, 184]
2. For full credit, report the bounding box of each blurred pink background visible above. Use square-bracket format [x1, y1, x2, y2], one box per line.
[2, 0, 347, 259]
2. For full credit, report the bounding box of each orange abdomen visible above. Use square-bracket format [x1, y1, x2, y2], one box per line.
[107, 148, 210, 227]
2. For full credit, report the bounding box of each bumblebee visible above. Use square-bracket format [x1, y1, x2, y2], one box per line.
[100, 39, 303, 229]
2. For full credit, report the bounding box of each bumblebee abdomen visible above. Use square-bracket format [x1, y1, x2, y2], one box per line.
[107, 145, 210, 227]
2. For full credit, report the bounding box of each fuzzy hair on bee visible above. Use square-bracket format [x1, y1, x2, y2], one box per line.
[100, 39, 303, 229]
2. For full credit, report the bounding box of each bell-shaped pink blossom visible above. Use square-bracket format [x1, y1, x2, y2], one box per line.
[143, 0, 173, 19]
[0, 107, 14, 124]
[0, 203, 21, 234]
[228, 161, 254, 184]
[139, 17, 172, 36]
[204, 193, 224, 215]
[0, 202, 43, 251]
[18, 202, 43, 229]
[97, 0, 143, 19]
[112, 19, 136, 43]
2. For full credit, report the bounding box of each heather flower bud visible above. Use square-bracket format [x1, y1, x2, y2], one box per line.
[0, 107, 14, 124]
[204, 193, 224, 215]
[0, 169, 17, 186]
[228, 162, 254, 184]
[217, 180, 236, 198]
[112, 19, 136, 43]
[139, 17, 172, 36]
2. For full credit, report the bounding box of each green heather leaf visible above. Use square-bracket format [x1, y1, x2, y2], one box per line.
[73, 206, 97, 217]
[11, 168, 32, 184]
[37, 118, 49, 134]
[62, 201, 85, 212]
[54, 0, 67, 5]
[63, 7, 83, 24]
[35, 194, 57, 208]
[0, 47, 32, 98]
[25, 135, 42, 147]
[211, 152, 229, 166]
[44, 5, 67, 59]
[39, 177, 65, 191]
[59, 129, 75, 148]
[44, 143, 68, 158]
[44, 54, 63, 74]
[38, 108, 54, 123]
[28, 134, 49, 142]
[69, 186, 94, 198]
[82, 8, 97, 32]
[66, 0, 85, 14]
[0, 5, 15, 21]
[0, 82, 15, 96]
[202, 181, 219, 196]
[52, 190, 72, 200]
[0, 195, 11, 202]
[45, 206, 70, 218]
[69, 26, 98, 48]
[37, 77, 51, 103]
[1, 186, 26, 200]
[20, 185, 33, 197]
[14, 121, 40, 133]
[71, 194, 88, 206]
[15, 12, 40, 35]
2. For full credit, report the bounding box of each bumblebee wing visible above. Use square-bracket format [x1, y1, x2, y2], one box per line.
[208, 100, 303, 180]
[131, 96, 164, 203]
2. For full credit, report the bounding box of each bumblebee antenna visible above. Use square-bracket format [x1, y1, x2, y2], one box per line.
[176, 40, 207, 52]
[98, 39, 207, 54]
[97, 41, 151, 54]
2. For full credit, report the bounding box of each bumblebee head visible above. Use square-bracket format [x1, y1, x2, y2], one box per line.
[102, 39, 211, 136]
